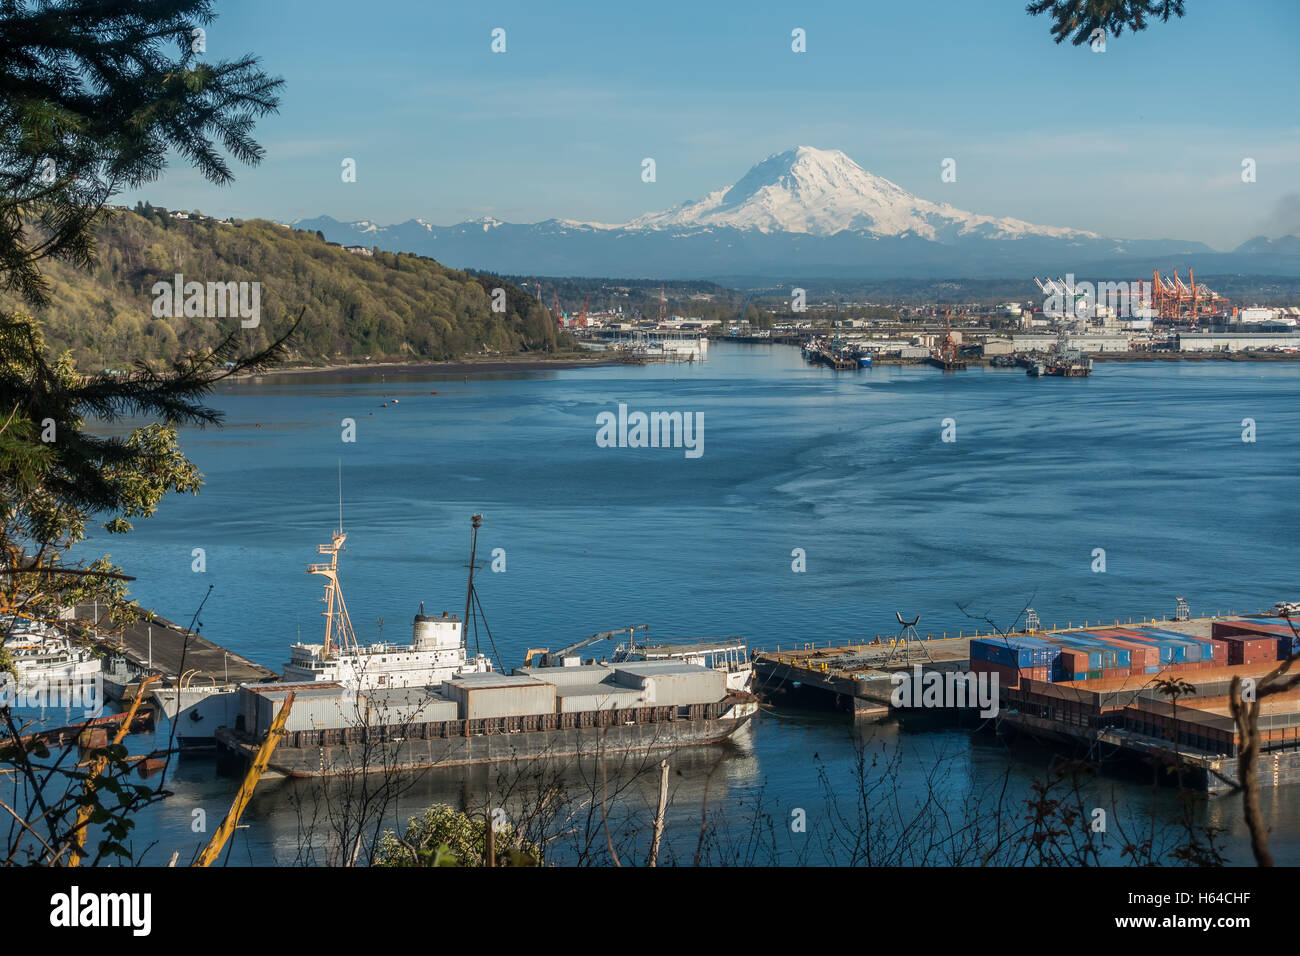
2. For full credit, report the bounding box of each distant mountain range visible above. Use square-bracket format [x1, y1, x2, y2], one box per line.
[294, 147, 1300, 280]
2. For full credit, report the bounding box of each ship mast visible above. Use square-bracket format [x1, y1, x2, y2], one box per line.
[309, 530, 358, 659]
[461, 513, 503, 669]
[308, 466, 358, 659]
[463, 514, 481, 651]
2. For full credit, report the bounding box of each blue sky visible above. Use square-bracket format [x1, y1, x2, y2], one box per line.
[121, 0, 1300, 250]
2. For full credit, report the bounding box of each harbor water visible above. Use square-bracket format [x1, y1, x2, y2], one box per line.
[71, 343, 1300, 864]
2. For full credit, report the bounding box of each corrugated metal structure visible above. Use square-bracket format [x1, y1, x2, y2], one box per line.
[441, 672, 557, 720]
[554, 683, 646, 713]
[611, 661, 726, 706]
[512, 663, 615, 687]
[245, 682, 353, 736]
[360, 686, 458, 724]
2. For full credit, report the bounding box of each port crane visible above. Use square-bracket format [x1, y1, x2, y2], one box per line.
[522, 624, 649, 669]
[1150, 268, 1226, 324]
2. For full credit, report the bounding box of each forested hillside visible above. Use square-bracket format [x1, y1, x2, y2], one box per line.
[4, 204, 567, 369]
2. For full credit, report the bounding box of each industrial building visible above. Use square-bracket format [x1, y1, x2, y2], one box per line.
[979, 338, 1015, 356]
[1012, 334, 1132, 353]
[1178, 332, 1300, 352]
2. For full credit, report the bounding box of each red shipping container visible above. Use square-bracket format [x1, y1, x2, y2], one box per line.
[1091, 634, 1158, 668]
[1060, 650, 1091, 673]
[972, 659, 1021, 688]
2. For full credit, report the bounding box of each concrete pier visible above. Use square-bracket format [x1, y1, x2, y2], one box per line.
[66, 601, 275, 700]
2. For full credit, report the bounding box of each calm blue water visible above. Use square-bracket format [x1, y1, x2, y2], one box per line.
[70, 343, 1300, 864]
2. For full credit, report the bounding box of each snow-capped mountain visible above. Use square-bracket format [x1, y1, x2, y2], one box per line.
[292, 146, 1264, 279]
[625, 147, 1093, 241]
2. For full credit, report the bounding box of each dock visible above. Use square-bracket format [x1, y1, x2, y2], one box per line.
[754, 636, 972, 719]
[751, 610, 1274, 722]
[65, 602, 276, 700]
[752, 608, 1300, 790]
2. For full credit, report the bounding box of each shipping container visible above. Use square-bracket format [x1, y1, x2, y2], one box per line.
[1211, 618, 1299, 659]
[1054, 636, 1130, 669]
[1212, 632, 1280, 666]
[970, 659, 1021, 689]
[1081, 631, 1160, 668]
[970, 637, 1059, 669]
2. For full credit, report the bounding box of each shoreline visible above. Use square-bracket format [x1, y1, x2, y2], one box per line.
[231, 353, 618, 382]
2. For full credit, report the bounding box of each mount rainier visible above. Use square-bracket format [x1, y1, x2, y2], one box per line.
[296, 147, 1288, 280]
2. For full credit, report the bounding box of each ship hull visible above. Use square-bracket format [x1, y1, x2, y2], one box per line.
[925, 357, 967, 371]
[216, 703, 757, 778]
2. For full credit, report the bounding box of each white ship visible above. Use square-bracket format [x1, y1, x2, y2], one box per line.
[156, 519, 495, 742]
[280, 528, 493, 689]
[1, 617, 102, 693]
[522, 626, 754, 694]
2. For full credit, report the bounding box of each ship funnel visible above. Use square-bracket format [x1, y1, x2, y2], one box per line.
[412, 611, 462, 651]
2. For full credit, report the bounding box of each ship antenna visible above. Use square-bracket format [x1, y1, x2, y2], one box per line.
[337, 459, 343, 534]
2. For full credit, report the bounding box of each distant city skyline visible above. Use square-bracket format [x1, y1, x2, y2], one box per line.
[119, 0, 1300, 250]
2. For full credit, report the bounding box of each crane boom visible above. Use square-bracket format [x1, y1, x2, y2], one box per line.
[523, 625, 649, 668]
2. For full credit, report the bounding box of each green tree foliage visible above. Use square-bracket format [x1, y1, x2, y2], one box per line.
[1026, 0, 1185, 46]
[0, 210, 570, 368]
[0, 0, 283, 308]
[374, 804, 539, 867]
[0, 0, 290, 866]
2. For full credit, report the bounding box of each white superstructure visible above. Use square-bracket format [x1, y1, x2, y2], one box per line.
[612, 638, 753, 693]
[282, 610, 493, 689]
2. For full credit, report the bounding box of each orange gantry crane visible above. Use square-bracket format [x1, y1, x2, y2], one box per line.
[1148, 268, 1227, 324]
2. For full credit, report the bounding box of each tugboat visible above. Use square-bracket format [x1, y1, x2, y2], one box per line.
[1046, 350, 1093, 377]
[1027, 334, 1093, 377]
